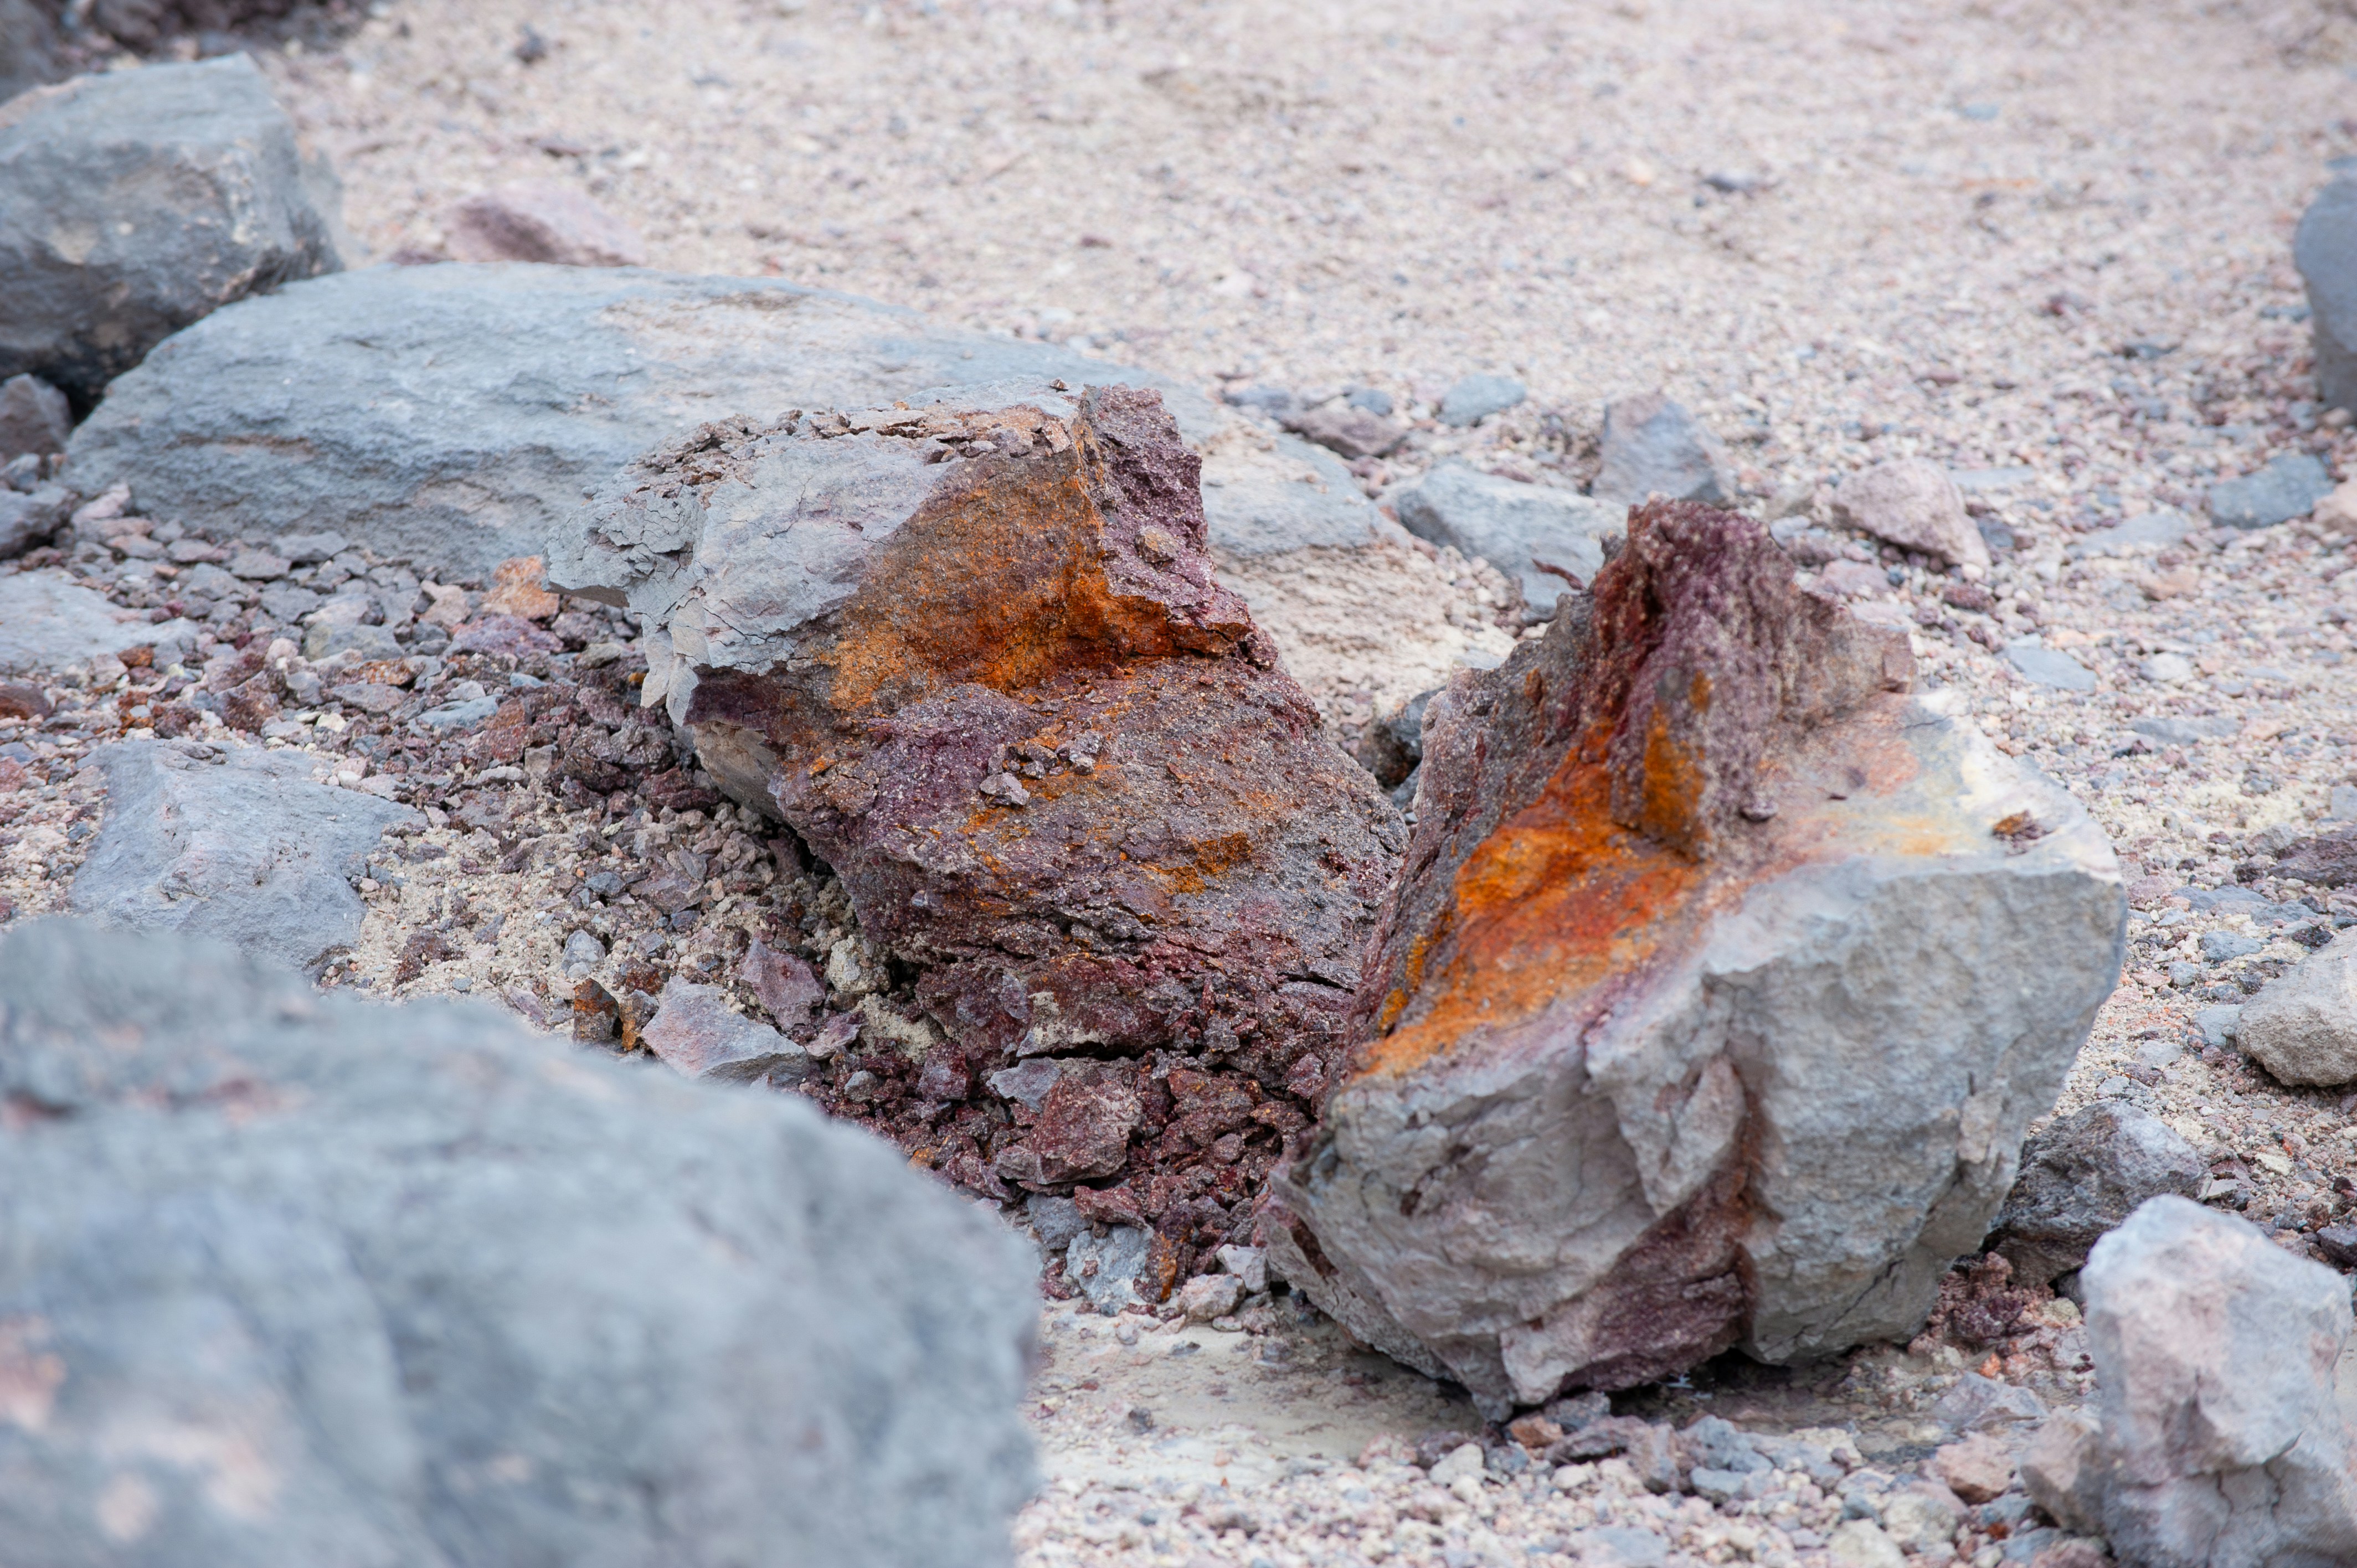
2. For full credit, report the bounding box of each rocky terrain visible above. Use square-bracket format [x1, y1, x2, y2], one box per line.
[13, 1, 2357, 1566]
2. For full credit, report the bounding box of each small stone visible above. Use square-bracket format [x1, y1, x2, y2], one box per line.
[1931, 1432, 2013, 1504]
[640, 976, 812, 1085]
[1877, 1482, 1965, 1553]
[2201, 930, 2263, 963]
[0, 373, 69, 457]
[331, 682, 407, 716]
[2130, 715, 2236, 745]
[2005, 639, 2096, 692]
[1214, 1243, 1268, 1293]
[415, 695, 499, 733]
[1437, 373, 1526, 427]
[1428, 1442, 1487, 1486]
[1064, 1225, 1155, 1313]
[2195, 1004, 2242, 1048]
[0, 484, 71, 560]
[2206, 452, 2336, 529]
[1930, 1371, 2047, 1434]
[578, 641, 627, 668]
[1993, 1101, 2207, 1283]
[277, 530, 349, 565]
[446, 180, 650, 267]
[1826, 1520, 1906, 1568]
[1591, 390, 1734, 508]
[1831, 458, 1989, 568]
[1280, 401, 1404, 458]
[2140, 651, 2195, 684]
[2018, 1410, 2102, 1535]
[563, 930, 606, 968]
[480, 554, 562, 620]
[1179, 1273, 1245, 1323]
[2237, 929, 2357, 1086]
[1389, 460, 1624, 613]
[740, 937, 825, 1027]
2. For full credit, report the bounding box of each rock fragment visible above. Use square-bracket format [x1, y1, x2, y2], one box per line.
[550, 388, 1401, 1263]
[2080, 1195, 2357, 1567]
[1438, 373, 1526, 427]
[0, 372, 69, 456]
[1987, 1102, 2206, 1286]
[0, 56, 343, 408]
[0, 918, 1037, 1568]
[2236, 927, 2357, 1086]
[1590, 391, 1733, 508]
[1390, 461, 1625, 615]
[68, 739, 417, 975]
[1831, 458, 1989, 568]
[1281, 400, 1406, 459]
[1264, 500, 2123, 1412]
[0, 482, 69, 560]
[641, 975, 813, 1084]
[2206, 452, 2337, 529]
[446, 179, 650, 266]
[0, 569, 198, 674]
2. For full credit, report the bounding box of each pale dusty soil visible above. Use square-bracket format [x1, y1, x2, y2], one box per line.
[14, 0, 2357, 1563]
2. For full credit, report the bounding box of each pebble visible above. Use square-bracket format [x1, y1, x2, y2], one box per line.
[1435, 373, 1526, 428]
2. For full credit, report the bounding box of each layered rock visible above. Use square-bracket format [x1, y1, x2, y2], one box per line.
[549, 387, 1402, 1263]
[68, 264, 1395, 579]
[0, 55, 343, 408]
[1264, 500, 2124, 1412]
[0, 917, 1037, 1566]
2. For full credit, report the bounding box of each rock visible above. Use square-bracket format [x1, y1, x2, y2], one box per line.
[68, 739, 416, 975]
[1932, 1433, 2015, 1504]
[1027, 1193, 1088, 1255]
[1988, 1103, 2206, 1286]
[2081, 1195, 2357, 1567]
[2206, 452, 2337, 529]
[741, 935, 825, 1029]
[446, 179, 649, 266]
[562, 929, 606, 967]
[2131, 715, 2236, 745]
[2201, 930, 2263, 963]
[2273, 824, 2357, 886]
[641, 975, 813, 1084]
[0, 482, 69, 558]
[1831, 458, 1989, 568]
[1880, 1482, 1966, 1553]
[2298, 172, 2357, 413]
[1437, 373, 1526, 427]
[1215, 1242, 1269, 1292]
[1180, 1272, 1246, 1323]
[2020, 1410, 2103, 1535]
[0, 569, 197, 674]
[480, 553, 561, 619]
[550, 389, 1399, 1250]
[2067, 508, 2191, 560]
[1263, 500, 2123, 1413]
[0, 372, 68, 455]
[1066, 1225, 1157, 1313]
[67, 264, 1392, 579]
[1389, 461, 1625, 614]
[1826, 1520, 1906, 1568]
[1931, 1372, 2049, 1435]
[2005, 639, 2097, 692]
[0, 917, 1037, 1567]
[2195, 1004, 2242, 1048]
[1280, 400, 1405, 459]
[0, 0, 60, 102]
[1428, 1442, 1487, 1486]
[2237, 929, 2357, 1085]
[1571, 1525, 1670, 1567]
[0, 56, 343, 408]
[1355, 688, 1438, 792]
[1591, 391, 1733, 508]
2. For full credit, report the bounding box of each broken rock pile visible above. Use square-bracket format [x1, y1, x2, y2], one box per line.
[1265, 499, 2127, 1414]
[550, 386, 1403, 1281]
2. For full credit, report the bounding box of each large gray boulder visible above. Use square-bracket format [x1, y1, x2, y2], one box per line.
[1988, 1102, 2206, 1286]
[0, 918, 1038, 1566]
[2298, 171, 2357, 414]
[2077, 1195, 2357, 1567]
[1264, 501, 2124, 1414]
[0, 55, 344, 408]
[66, 264, 1393, 578]
[69, 738, 419, 975]
[1389, 461, 1624, 615]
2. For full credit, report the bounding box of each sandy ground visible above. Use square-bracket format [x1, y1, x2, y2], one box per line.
[13, 0, 2357, 1562]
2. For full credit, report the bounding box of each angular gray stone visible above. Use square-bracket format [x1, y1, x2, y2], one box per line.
[1437, 373, 1526, 427]
[1067, 1225, 1155, 1313]
[2238, 928, 2357, 1086]
[0, 568, 198, 674]
[2298, 172, 2357, 414]
[1989, 1103, 2205, 1287]
[1930, 1372, 2050, 1435]
[2005, 639, 2096, 692]
[2131, 715, 2236, 745]
[67, 264, 1394, 579]
[2206, 453, 2336, 530]
[0, 917, 1037, 1567]
[2081, 1195, 2357, 1568]
[0, 371, 69, 456]
[0, 56, 343, 408]
[1591, 391, 1734, 508]
[642, 975, 813, 1084]
[1263, 503, 2124, 1414]
[68, 739, 417, 975]
[2067, 508, 2192, 560]
[1831, 458, 1988, 568]
[1389, 461, 1626, 612]
[0, 482, 68, 558]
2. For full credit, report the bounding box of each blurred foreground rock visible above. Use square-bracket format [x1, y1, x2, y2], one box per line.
[1265, 500, 2124, 1412]
[2298, 168, 2357, 413]
[0, 55, 343, 408]
[549, 388, 1400, 1269]
[67, 264, 1394, 578]
[0, 919, 1036, 1566]
[2044, 1196, 2357, 1566]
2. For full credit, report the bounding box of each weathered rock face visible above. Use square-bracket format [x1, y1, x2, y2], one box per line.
[0, 918, 1038, 1567]
[1987, 1102, 2206, 1286]
[69, 738, 418, 975]
[2079, 1195, 2357, 1568]
[0, 55, 344, 408]
[67, 264, 1393, 579]
[550, 388, 1403, 1264]
[1264, 501, 2124, 1413]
